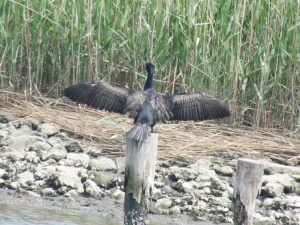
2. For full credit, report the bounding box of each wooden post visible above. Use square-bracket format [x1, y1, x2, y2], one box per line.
[124, 133, 158, 225]
[232, 158, 264, 225]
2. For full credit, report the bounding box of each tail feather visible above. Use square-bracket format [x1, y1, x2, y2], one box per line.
[127, 123, 149, 141]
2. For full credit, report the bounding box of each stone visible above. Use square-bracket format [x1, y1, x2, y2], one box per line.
[41, 188, 58, 197]
[26, 191, 41, 197]
[0, 111, 19, 123]
[6, 135, 44, 152]
[112, 189, 125, 200]
[58, 159, 75, 167]
[48, 148, 67, 161]
[47, 166, 85, 193]
[182, 181, 201, 193]
[262, 173, 296, 193]
[212, 164, 234, 177]
[264, 182, 284, 197]
[64, 189, 78, 197]
[47, 137, 63, 146]
[157, 160, 171, 168]
[7, 181, 19, 190]
[28, 141, 46, 156]
[264, 162, 300, 176]
[272, 195, 300, 210]
[89, 157, 117, 172]
[83, 179, 104, 199]
[38, 123, 59, 136]
[169, 166, 198, 181]
[65, 140, 83, 153]
[86, 147, 102, 157]
[3, 150, 25, 162]
[169, 205, 181, 215]
[253, 213, 275, 225]
[17, 171, 35, 186]
[0, 169, 7, 178]
[66, 153, 90, 168]
[0, 179, 5, 187]
[9, 125, 32, 137]
[88, 171, 113, 189]
[150, 197, 173, 214]
[116, 157, 125, 174]
[291, 174, 300, 182]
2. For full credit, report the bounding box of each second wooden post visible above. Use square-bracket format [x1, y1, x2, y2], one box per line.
[124, 133, 158, 225]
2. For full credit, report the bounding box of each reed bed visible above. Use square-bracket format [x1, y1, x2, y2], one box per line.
[0, 0, 299, 132]
[1, 90, 299, 164]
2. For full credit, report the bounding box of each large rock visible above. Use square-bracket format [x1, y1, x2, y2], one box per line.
[264, 162, 300, 176]
[150, 197, 173, 214]
[29, 141, 52, 152]
[9, 125, 32, 137]
[47, 137, 63, 146]
[116, 157, 125, 174]
[262, 173, 296, 193]
[212, 164, 234, 177]
[263, 182, 284, 197]
[88, 171, 113, 189]
[6, 135, 44, 152]
[89, 157, 117, 172]
[38, 123, 59, 136]
[47, 148, 67, 161]
[169, 166, 198, 181]
[47, 166, 85, 193]
[66, 153, 90, 168]
[0, 111, 19, 123]
[17, 171, 35, 187]
[83, 179, 104, 199]
[65, 140, 83, 153]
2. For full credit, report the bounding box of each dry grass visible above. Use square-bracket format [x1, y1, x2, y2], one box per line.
[1, 89, 300, 165]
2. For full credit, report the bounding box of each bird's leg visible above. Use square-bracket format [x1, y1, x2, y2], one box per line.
[150, 126, 154, 133]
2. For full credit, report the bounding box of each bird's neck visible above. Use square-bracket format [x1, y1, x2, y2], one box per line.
[144, 68, 155, 91]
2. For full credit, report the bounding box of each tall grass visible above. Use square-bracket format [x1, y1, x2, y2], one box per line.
[0, 0, 299, 132]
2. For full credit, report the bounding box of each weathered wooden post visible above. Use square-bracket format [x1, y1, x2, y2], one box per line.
[124, 133, 158, 225]
[232, 158, 264, 225]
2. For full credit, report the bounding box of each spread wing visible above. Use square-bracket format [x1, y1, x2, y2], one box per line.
[162, 92, 230, 121]
[63, 80, 134, 114]
[123, 92, 147, 119]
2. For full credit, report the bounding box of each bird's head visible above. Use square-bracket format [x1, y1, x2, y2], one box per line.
[144, 63, 155, 75]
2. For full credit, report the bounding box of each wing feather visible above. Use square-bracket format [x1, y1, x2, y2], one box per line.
[163, 92, 230, 121]
[63, 80, 134, 114]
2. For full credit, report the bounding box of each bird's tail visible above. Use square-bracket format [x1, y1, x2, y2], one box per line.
[127, 123, 149, 142]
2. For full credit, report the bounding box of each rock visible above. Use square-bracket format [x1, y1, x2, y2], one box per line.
[88, 171, 113, 189]
[0, 111, 19, 123]
[253, 213, 275, 225]
[0, 130, 9, 142]
[112, 189, 125, 200]
[64, 189, 78, 197]
[65, 140, 83, 153]
[86, 147, 102, 157]
[0, 179, 5, 187]
[157, 160, 171, 168]
[25, 191, 41, 197]
[48, 148, 67, 161]
[150, 197, 173, 214]
[182, 181, 201, 193]
[6, 135, 44, 152]
[262, 198, 274, 208]
[47, 137, 63, 146]
[272, 195, 300, 210]
[24, 151, 39, 163]
[262, 173, 296, 193]
[38, 123, 59, 136]
[264, 182, 284, 197]
[29, 141, 52, 152]
[17, 171, 35, 187]
[83, 179, 104, 199]
[212, 164, 234, 177]
[0, 169, 7, 178]
[9, 125, 32, 137]
[3, 150, 25, 162]
[169, 166, 198, 181]
[89, 157, 117, 172]
[264, 162, 300, 176]
[169, 205, 181, 215]
[116, 157, 125, 174]
[22, 117, 41, 130]
[7, 181, 19, 190]
[291, 174, 300, 182]
[47, 166, 85, 193]
[66, 153, 90, 168]
[41, 188, 58, 196]
[58, 159, 75, 167]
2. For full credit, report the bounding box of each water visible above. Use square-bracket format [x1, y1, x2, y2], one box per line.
[0, 203, 123, 225]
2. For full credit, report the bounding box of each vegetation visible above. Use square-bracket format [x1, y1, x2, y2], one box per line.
[0, 0, 299, 131]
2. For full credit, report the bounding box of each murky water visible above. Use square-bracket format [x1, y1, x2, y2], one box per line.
[0, 203, 123, 225]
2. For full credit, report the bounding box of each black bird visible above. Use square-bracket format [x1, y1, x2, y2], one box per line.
[63, 63, 230, 141]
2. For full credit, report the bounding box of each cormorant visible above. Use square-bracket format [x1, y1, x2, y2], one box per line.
[63, 63, 230, 141]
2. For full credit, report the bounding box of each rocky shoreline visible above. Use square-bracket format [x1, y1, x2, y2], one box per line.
[0, 111, 300, 224]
